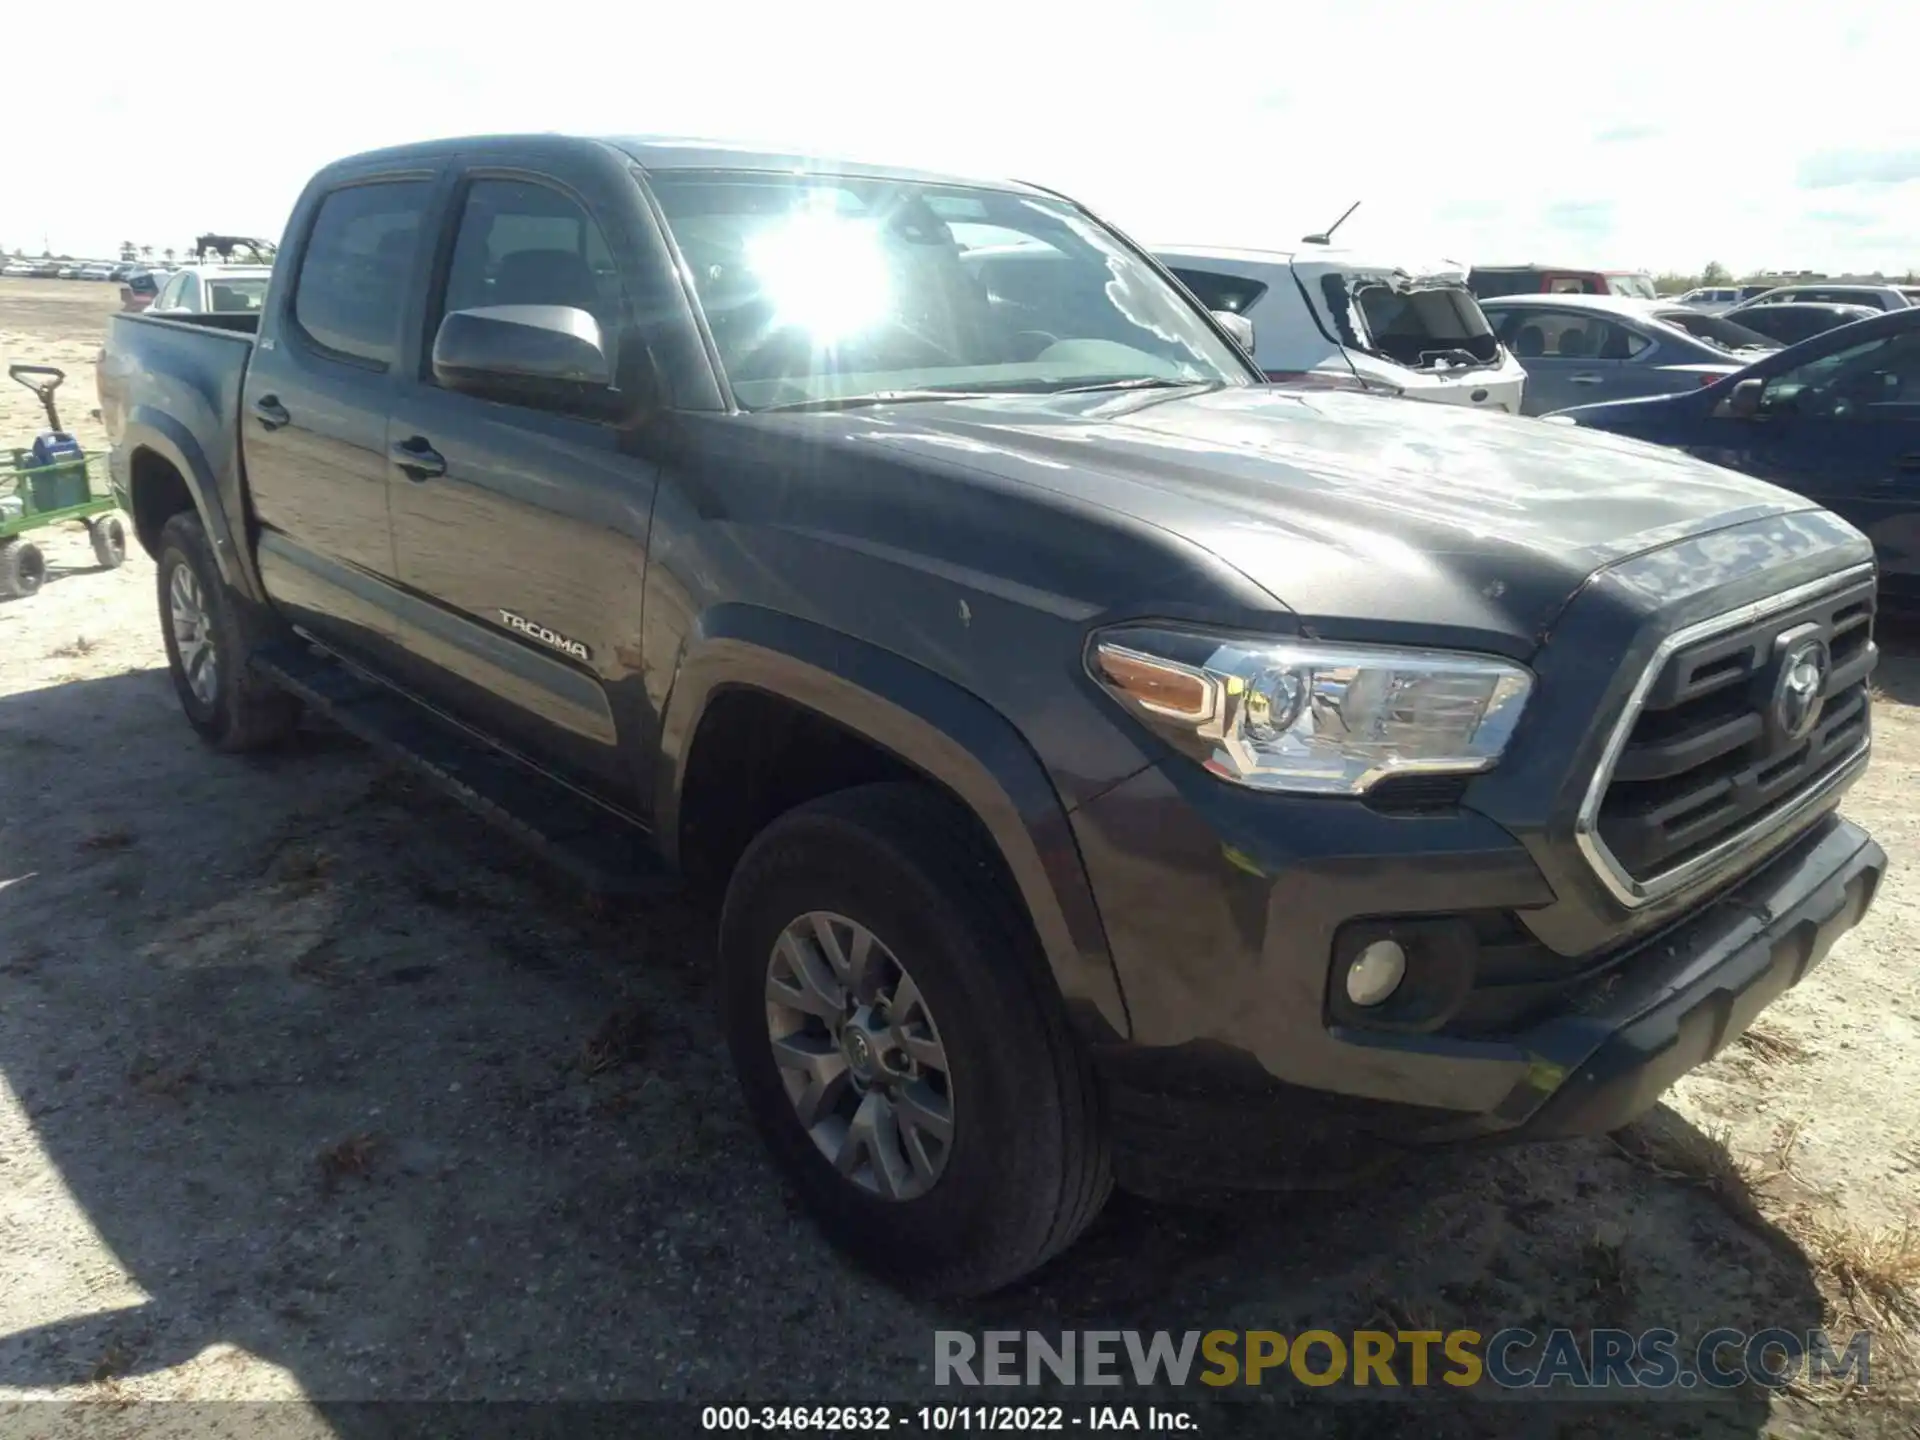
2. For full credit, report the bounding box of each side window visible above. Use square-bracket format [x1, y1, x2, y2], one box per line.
[1762, 334, 1920, 419]
[1501, 309, 1647, 360]
[156, 273, 188, 310]
[1547, 276, 1588, 294]
[435, 177, 626, 375]
[1165, 267, 1268, 315]
[292, 180, 433, 367]
[178, 276, 203, 313]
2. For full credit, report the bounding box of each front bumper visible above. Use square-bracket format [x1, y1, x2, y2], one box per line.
[1508, 817, 1882, 1140]
[1071, 755, 1883, 1193]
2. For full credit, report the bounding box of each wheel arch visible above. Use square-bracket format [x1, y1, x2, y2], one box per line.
[117, 409, 264, 602]
[657, 604, 1130, 1042]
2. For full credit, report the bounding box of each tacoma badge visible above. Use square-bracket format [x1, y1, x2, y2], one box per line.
[499, 610, 591, 662]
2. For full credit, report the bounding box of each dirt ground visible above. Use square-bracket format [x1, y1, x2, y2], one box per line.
[1, 277, 1917, 1436]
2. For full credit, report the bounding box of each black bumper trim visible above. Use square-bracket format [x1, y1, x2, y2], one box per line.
[1509, 826, 1883, 1140]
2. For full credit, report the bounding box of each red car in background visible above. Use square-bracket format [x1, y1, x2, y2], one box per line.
[1468, 265, 1657, 300]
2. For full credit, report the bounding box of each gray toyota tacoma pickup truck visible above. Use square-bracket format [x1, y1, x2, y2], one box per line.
[98, 134, 1886, 1296]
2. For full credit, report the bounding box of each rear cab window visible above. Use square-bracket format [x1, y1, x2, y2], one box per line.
[291, 180, 434, 367]
[208, 277, 268, 314]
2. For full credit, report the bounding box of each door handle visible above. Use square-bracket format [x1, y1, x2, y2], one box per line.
[389, 436, 447, 480]
[251, 395, 290, 430]
[1569, 373, 1604, 384]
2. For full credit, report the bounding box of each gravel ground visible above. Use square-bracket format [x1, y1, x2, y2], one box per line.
[2, 279, 1917, 1437]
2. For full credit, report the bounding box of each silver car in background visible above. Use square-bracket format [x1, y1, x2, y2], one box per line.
[1478, 293, 1750, 416]
[1731, 282, 1912, 313]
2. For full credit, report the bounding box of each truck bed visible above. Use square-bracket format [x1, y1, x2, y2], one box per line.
[99, 309, 258, 568]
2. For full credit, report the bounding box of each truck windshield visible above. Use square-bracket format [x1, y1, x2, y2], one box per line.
[647, 171, 1250, 410]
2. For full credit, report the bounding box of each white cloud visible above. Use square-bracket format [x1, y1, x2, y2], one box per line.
[3, 0, 1917, 275]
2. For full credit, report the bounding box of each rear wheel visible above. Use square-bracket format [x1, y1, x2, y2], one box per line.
[720, 782, 1110, 1295]
[0, 539, 46, 599]
[155, 511, 299, 751]
[88, 513, 127, 569]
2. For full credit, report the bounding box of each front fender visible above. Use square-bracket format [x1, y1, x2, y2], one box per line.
[117, 408, 264, 603]
[655, 605, 1131, 1042]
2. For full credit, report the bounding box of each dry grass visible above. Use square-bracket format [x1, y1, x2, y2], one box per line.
[1617, 1116, 1920, 1389]
[1734, 1019, 1807, 1065]
[1784, 1212, 1920, 1331]
[89, 1343, 129, 1384]
[1613, 1118, 1768, 1226]
[49, 635, 96, 659]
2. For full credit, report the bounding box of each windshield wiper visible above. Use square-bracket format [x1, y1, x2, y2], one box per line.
[1041, 376, 1222, 396]
[757, 388, 1012, 413]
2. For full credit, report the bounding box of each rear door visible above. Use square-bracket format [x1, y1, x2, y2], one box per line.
[243, 172, 440, 656]
[1725, 329, 1920, 602]
[384, 161, 661, 796]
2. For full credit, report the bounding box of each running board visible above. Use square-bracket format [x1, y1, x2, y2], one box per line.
[252, 642, 677, 901]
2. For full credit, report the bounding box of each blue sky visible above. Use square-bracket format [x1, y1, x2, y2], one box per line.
[4, 0, 1917, 274]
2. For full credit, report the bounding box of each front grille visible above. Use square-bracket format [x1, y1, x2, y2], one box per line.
[1580, 570, 1876, 904]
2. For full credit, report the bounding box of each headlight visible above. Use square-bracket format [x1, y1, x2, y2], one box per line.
[1088, 627, 1532, 796]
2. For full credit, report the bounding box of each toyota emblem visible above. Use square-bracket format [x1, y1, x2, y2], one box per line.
[1771, 636, 1830, 742]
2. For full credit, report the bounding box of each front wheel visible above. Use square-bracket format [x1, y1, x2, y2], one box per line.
[155, 511, 299, 751]
[720, 783, 1110, 1296]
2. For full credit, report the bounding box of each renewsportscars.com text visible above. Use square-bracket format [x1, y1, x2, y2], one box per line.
[935, 1328, 1873, 1392]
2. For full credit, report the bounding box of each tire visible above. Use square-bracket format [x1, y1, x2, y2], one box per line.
[88, 513, 128, 569]
[720, 782, 1111, 1296]
[0, 540, 46, 599]
[155, 510, 299, 751]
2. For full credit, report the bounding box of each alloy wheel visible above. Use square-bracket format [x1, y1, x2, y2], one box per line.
[764, 911, 955, 1200]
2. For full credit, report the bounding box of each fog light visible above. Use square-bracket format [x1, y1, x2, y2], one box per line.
[1345, 939, 1407, 1007]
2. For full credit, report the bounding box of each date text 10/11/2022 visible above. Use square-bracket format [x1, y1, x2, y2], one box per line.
[702, 1408, 1193, 1431]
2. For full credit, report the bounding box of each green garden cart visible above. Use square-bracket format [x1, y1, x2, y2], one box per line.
[1, 363, 127, 599]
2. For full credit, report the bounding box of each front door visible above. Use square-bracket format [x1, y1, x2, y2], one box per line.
[384, 169, 659, 797]
[243, 176, 437, 657]
[1724, 329, 1920, 604]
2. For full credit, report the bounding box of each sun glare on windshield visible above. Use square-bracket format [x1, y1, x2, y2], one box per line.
[745, 213, 891, 343]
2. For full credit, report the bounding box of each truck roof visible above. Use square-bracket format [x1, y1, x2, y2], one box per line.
[315, 133, 1045, 197]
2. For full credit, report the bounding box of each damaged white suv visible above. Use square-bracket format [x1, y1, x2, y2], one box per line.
[1155, 246, 1527, 412]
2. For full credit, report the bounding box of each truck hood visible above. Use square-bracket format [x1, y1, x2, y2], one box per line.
[826, 385, 1811, 650]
